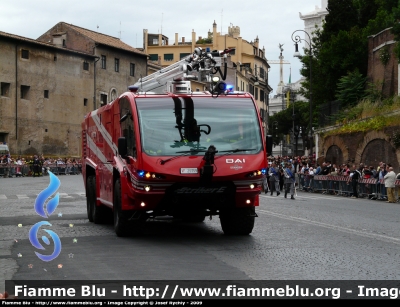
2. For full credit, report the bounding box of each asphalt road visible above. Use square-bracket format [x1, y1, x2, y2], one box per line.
[1, 174, 400, 294]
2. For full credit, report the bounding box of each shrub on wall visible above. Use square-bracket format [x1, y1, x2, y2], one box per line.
[392, 130, 400, 148]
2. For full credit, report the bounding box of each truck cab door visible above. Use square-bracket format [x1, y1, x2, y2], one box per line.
[118, 97, 138, 169]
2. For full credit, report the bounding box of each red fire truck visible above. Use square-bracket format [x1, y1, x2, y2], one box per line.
[81, 47, 272, 236]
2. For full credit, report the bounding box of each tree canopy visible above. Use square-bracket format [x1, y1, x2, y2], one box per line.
[271, 0, 400, 147]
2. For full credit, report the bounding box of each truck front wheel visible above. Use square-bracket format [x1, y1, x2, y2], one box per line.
[113, 179, 130, 237]
[219, 207, 255, 235]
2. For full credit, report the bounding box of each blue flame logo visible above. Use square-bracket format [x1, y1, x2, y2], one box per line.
[29, 172, 62, 262]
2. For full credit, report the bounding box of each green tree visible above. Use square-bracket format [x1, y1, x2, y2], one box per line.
[335, 69, 367, 106]
[320, 0, 358, 43]
[299, 26, 367, 106]
[391, 4, 400, 60]
[354, 0, 381, 27]
[268, 101, 312, 149]
[295, 0, 400, 127]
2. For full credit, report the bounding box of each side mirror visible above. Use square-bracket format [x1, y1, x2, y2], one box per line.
[266, 135, 273, 156]
[118, 137, 127, 158]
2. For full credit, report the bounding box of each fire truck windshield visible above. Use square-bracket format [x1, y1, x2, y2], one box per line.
[136, 96, 262, 156]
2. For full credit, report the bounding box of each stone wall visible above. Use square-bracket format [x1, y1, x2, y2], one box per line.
[317, 126, 400, 171]
[367, 28, 398, 97]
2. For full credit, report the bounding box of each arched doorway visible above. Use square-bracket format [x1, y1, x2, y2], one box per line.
[325, 145, 343, 166]
[361, 139, 399, 170]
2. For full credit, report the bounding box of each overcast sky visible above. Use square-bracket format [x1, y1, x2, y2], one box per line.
[0, 0, 323, 96]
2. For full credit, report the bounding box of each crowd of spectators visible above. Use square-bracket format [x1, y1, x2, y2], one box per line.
[0, 154, 81, 177]
[265, 155, 400, 202]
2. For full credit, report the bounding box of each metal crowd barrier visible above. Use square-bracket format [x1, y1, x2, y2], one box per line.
[0, 163, 82, 177]
[297, 174, 400, 202]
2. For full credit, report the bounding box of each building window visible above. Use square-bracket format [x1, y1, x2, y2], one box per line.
[1, 83, 10, 97]
[253, 47, 257, 55]
[259, 67, 265, 79]
[83, 61, 89, 71]
[130, 63, 135, 76]
[149, 54, 158, 61]
[260, 90, 264, 102]
[164, 54, 174, 61]
[180, 53, 190, 59]
[260, 109, 264, 119]
[115, 58, 119, 72]
[84, 98, 88, 106]
[100, 94, 107, 106]
[255, 87, 259, 100]
[21, 85, 30, 99]
[21, 49, 29, 59]
[44, 90, 49, 99]
[249, 84, 254, 95]
[62, 39, 66, 47]
[101, 55, 106, 69]
[152, 38, 158, 45]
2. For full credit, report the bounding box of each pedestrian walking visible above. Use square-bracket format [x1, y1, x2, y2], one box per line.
[32, 155, 42, 177]
[262, 171, 269, 194]
[279, 167, 285, 192]
[283, 163, 296, 200]
[350, 164, 362, 198]
[268, 162, 280, 196]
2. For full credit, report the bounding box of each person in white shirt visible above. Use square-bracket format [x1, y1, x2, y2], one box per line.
[16, 157, 23, 177]
[384, 167, 396, 203]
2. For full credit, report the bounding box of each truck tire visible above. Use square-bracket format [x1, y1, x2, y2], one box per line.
[113, 179, 130, 237]
[90, 176, 106, 224]
[219, 207, 255, 235]
[86, 176, 94, 222]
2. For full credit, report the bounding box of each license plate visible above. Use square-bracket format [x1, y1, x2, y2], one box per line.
[180, 168, 198, 174]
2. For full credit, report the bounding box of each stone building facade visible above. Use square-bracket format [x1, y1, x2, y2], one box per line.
[0, 22, 147, 157]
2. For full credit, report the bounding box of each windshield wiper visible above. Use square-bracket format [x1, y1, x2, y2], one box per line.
[160, 149, 206, 165]
[215, 148, 256, 160]
[176, 149, 207, 154]
[219, 148, 255, 153]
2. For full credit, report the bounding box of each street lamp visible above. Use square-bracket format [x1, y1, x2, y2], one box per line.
[291, 30, 313, 158]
